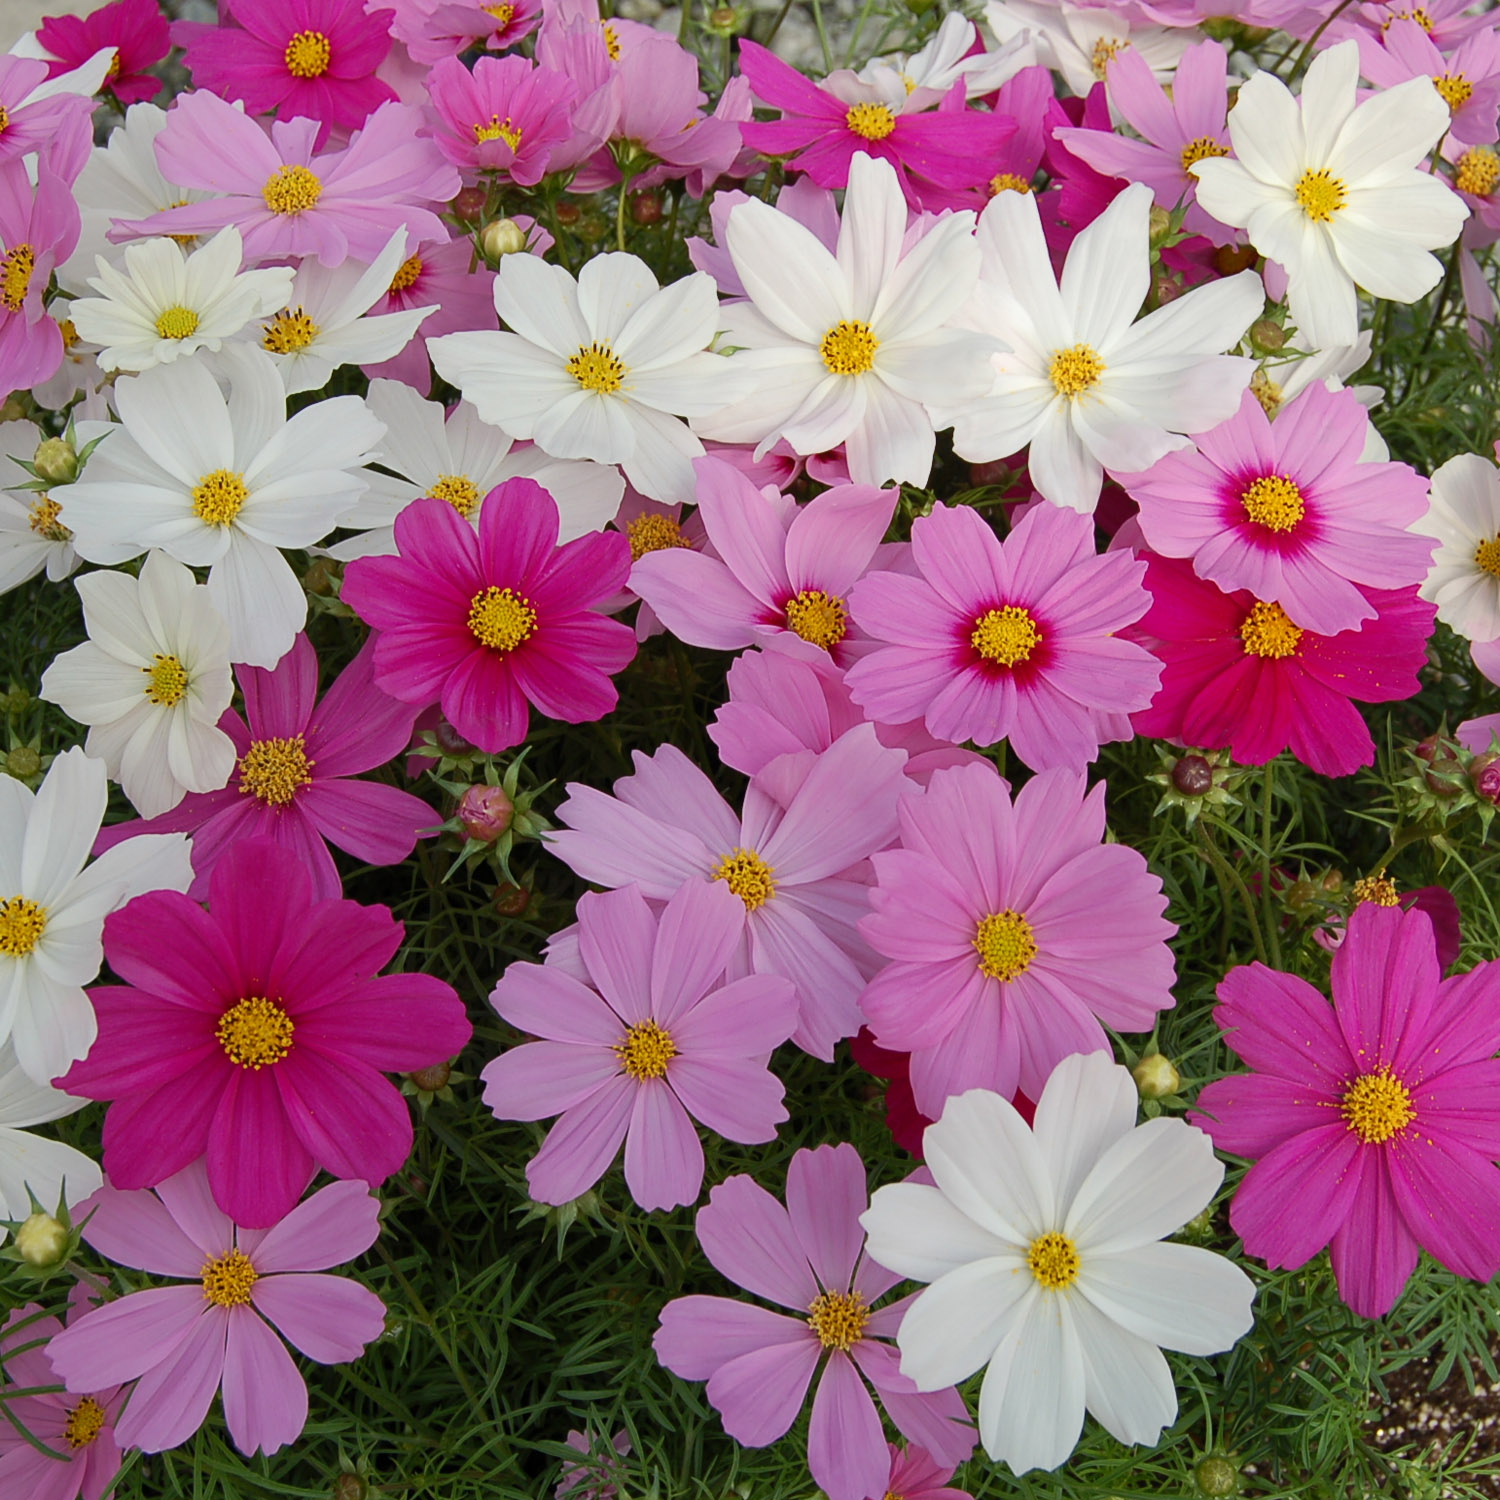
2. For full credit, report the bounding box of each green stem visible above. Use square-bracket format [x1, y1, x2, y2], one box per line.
[810, 0, 834, 73]
[1284, 0, 1355, 84]
[1261, 763, 1282, 968]
[1198, 822, 1268, 966]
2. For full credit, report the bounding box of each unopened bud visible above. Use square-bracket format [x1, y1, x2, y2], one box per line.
[451, 185, 488, 221]
[407, 1062, 452, 1093]
[555, 201, 582, 226]
[4, 746, 41, 779]
[15, 1210, 68, 1267]
[303, 557, 336, 595]
[494, 881, 530, 917]
[630, 189, 663, 226]
[332, 1474, 368, 1500]
[33, 437, 78, 485]
[1194, 1456, 1239, 1497]
[1248, 319, 1284, 352]
[480, 217, 528, 260]
[0, 395, 26, 424]
[1472, 752, 1500, 804]
[1147, 205, 1173, 243]
[1171, 754, 1214, 797]
[1214, 244, 1257, 276]
[458, 783, 514, 842]
[1132, 1053, 1180, 1099]
[706, 4, 741, 33]
[434, 720, 473, 756]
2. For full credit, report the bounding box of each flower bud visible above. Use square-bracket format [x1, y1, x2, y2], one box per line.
[1472, 752, 1500, 804]
[32, 437, 79, 485]
[1171, 754, 1214, 797]
[332, 1474, 368, 1500]
[630, 189, 663, 226]
[706, 5, 742, 33]
[1248, 318, 1284, 352]
[555, 201, 582, 226]
[1147, 205, 1173, 243]
[480, 217, 528, 260]
[15, 1210, 68, 1267]
[459, 783, 514, 842]
[1416, 731, 1466, 795]
[0, 395, 26, 424]
[494, 881, 530, 917]
[2, 687, 30, 717]
[407, 1062, 452, 1093]
[1194, 1456, 1239, 1497]
[1214, 244, 1257, 276]
[1132, 1053, 1180, 1099]
[303, 557, 337, 595]
[4, 746, 41, 780]
[434, 720, 473, 756]
[451, 185, 487, 220]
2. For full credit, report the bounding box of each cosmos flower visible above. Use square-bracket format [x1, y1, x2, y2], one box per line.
[1356, 17, 1500, 149]
[0, 57, 95, 182]
[0, 159, 83, 394]
[34, 0, 170, 107]
[1412, 450, 1500, 643]
[0, 1046, 102, 1244]
[424, 53, 576, 181]
[0, 419, 87, 596]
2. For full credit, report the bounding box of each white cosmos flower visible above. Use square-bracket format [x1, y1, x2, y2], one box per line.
[1253, 328, 1389, 460]
[58, 348, 384, 668]
[945, 180, 1264, 511]
[0, 1043, 101, 1245]
[860, 1052, 1255, 1476]
[1413, 452, 1500, 645]
[859, 12, 1028, 102]
[40, 550, 236, 818]
[0, 747, 193, 1087]
[0, 421, 80, 596]
[429, 251, 746, 507]
[1191, 40, 1468, 350]
[68, 226, 294, 374]
[695, 150, 1002, 488]
[329, 379, 624, 561]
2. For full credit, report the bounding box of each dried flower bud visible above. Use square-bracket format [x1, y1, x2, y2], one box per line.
[451, 185, 487, 220]
[407, 1062, 452, 1093]
[480, 217, 529, 260]
[630, 189, 663, 226]
[32, 437, 78, 485]
[332, 1474, 368, 1500]
[1132, 1053, 1180, 1099]
[494, 881, 530, 917]
[15, 1210, 68, 1267]
[434, 720, 473, 756]
[1171, 754, 1214, 797]
[459, 783, 514, 842]
[1148, 205, 1173, 243]
[1214, 244, 1257, 276]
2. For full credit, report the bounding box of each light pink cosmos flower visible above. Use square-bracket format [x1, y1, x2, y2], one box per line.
[0, 57, 95, 182]
[531, 20, 621, 174]
[1330, 0, 1496, 51]
[123, 93, 461, 267]
[425, 54, 577, 181]
[1121, 385, 1435, 637]
[1357, 18, 1500, 149]
[846, 501, 1161, 772]
[483, 881, 798, 1211]
[47, 1165, 387, 1456]
[556, 1428, 631, 1500]
[548, 725, 908, 1059]
[395, 0, 544, 64]
[879, 1443, 973, 1500]
[858, 761, 1177, 1114]
[653, 1145, 974, 1500]
[1, 160, 82, 394]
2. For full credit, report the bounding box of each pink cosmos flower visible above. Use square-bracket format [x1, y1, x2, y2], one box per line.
[548, 725, 909, 1059]
[0, 161, 82, 395]
[340, 481, 636, 754]
[1192, 904, 1500, 1317]
[124, 93, 461, 267]
[879, 1443, 973, 1500]
[36, 0, 169, 107]
[858, 761, 1176, 1113]
[47, 1165, 387, 1455]
[977, 65, 1054, 200]
[1330, 0, 1496, 52]
[556, 1428, 631, 1500]
[0, 58, 94, 182]
[92, 633, 435, 905]
[1126, 555, 1435, 777]
[425, 54, 577, 181]
[483, 881, 798, 1210]
[653, 1144, 974, 1500]
[1358, 19, 1500, 148]
[174, 0, 397, 143]
[396, 0, 544, 64]
[530, 20, 620, 175]
[1121, 385, 1435, 637]
[56, 838, 473, 1227]
[846, 501, 1162, 772]
[687, 176, 837, 294]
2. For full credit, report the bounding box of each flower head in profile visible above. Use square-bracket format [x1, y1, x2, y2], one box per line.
[1413, 451, 1500, 643]
[654, 1144, 974, 1500]
[556, 1428, 631, 1500]
[396, 0, 544, 64]
[0, 58, 95, 181]
[35, 0, 171, 107]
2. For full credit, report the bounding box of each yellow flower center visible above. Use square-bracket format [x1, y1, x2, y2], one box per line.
[191, 469, 248, 527]
[1352, 871, 1400, 907]
[201, 1247, 260, 1305]
[1341, 1067, 1414, 1145]
[971, 605, 1041, 667]
[1239, 599, 1304, 659]
[1027, 1230, 1080, 1290]
[615, 1019, 677, 1080]
[567, 341, 626, 394]
[485, 2, 516, 22]
[988, 172, 1032, 196]
[973, 909, 1037, 981]
[806, 1290, 868, 1351]
[602, 20, 621, 59]
[1434, 72, 1473, 110]
[0, 896, 47, 959]
[1383, 7, 1434, 31]
[284, 29, 332, 78]
[845, 103, 896, 141]
[1091, 37, 1127, 78]
[143, 653, 189, 706]
[712, 847, 776, 911]
[389, 253, 423, 292]
[154, 305, 200, 340]
[430, 473, 481, 518]
[0, 105, 9, 134]
[217, 996, 295, 1070]
[28, 494, 70, 541]
[1181, 136, 1230, 170]
[627, 513, 689, 561]
[262, 164, 323, 216]
[784, 589, 848, 651]
[1, 242, 35, 312]
[1249, 369, 1282, 417]
[238, 735, 314, 807]
[262, 307, 320, 354]
[1241, 474, 1305, 532]
[820, 319, 879, 376]
[63, 1397, 106, 1450]
[1474, 536, 1500, 577]
[468, 586, 538, 652]
[1295, 168, 1346, 223]
[474, 115, 523, 149]
[1049, 343, 1105, 397]
[59, 318, 79, 350]
[1457, 147, 1500, 197]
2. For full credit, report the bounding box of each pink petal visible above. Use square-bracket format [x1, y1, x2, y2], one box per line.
[490, 962, 626, 1044]
[100, 1068, 224, 1190]
[238, 632, 317, 738]
[577, 886, 657, 1025]
[671, 974, 799, 1056]
[1213, 963, 1354, 1088]
[250, 1273, 387, 1362]
[1328, 1150, 1421, 1318]
[295, 973, 471, 1070]
[481, 1039, 621, 1120]
[1191, 1073, 1341, 1159]
[220, 1309, 307, 1457]
[441, 650, 530, 753]
[109, 1304, 228, 1454]
[784, 484, 897, 598]
[667, 1055, 788, 1143]
[274, 1048, 412, 1188]
[1387, 1130, 1500, 1285]
[305, 635, 421, 777]
[630, 548, 763, 650]
[623, 1081, 705, 1211]
[696, 1173, 819, 1309]
[207, 1067, 315, 1229]
[299, 778, 437, 865]
[1330, 904, 1438, 1073]
[525, 1075, 635, 1204]
[693, 457, 792, 607]
[653, 1294, 810, 1380]
[786, 1144, 867, 1294]
[650, 880, 746, 1025]
[807, 1352, 888, 1500]
[153, 1161, 235, 1259]
[749, 898, 867, 1059]
[1228, 1125, 1363, 1270]
[246, 1180, 381, 1274]
[705, 1336, 821, 1446]
[47, 1287, 205, 1390]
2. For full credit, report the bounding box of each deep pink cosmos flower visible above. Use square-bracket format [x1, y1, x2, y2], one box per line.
[92, 633, 435, 905]
[37, 0, 169, 107]
[483, 881, 798, 1210]
[653, 1145, 974, 1500]
[425, 54, 577, 181]
[879, 1443, 973, 1500]
[174, 0, 397, 143]
[57, 838, 473, 1227]
[549, 725, 908, 1060]
[0, 58, 94, 182]
[1192, 904, 1500, 1317]
[1127, 555, 1435, 778]
[858, 761, 1176, 1114]
[0, 161, 81, 395]
[47, 1165, 387, 1455]
[1122, 386, 1435, 637]
[341, 481, 636, 754]
[1358, 19, 1500, 148]
[846, 501, 1162, 772]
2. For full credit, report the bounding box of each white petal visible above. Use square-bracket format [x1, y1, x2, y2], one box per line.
[1031, 1052, 1140, 1218]
[977, 1287, 1086, 1473]
[21, 748, 105, 908]
[923, 1088, 1055, 1245]
[726, 196, 852, 343]
[1067, 1291, 1179, 1448]
[1079, 1241, 1255, 1356]
[206, 536, 306, 668]
[895, 1254, 1034, 1389]
[862, 1180, 1019, 1282]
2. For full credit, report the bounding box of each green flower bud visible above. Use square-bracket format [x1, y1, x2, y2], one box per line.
[1132, 1053, 1181, 1099]
[1195, 1456, 1239, 1497]
[32, 437, 79, 485]
[15, 1210, 69, 1267]
[480, 218, 529, 261]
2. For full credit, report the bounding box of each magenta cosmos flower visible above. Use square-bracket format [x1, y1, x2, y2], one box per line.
[341, 481, 635, 754]
[846, 501, 1162, 772]
[654, 1144, 974, 1500]
[57, 838, 472, 1227]
[48, 1164, 387, 1455]
[126, 92, 460, 267]
[880, 1443, 973, 1500]
[1127, 554, 1435, 778]
[858, 761, 1175, 1114]
[1122, 386, 1434, 637]
[92, 633, 435, 905]
[1, 160, 82, 394]
[483, 881, 798, 1211]
[1192, 904, 1500, 1317]
[425, 54, 577, 181]
[549, 725, 908, 1060]
[37, 0, 170, 107]
[631, 457, 898, 670]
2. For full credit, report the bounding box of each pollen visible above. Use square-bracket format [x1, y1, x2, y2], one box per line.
[1457, 147, 1499, 197]
[63, 1397, 106, 1450]
[0, 896, 47, 959]
[567, 341, 626, 394]
[784, 589, 848, 651]
[1341, 1067, 1414, 1145]
[389, 253, 423, 292]
[712, 847, 776, 911]
[217, 996, 295, 1071]
[238, 734, 314, 807]
[971, 604, 1041, 667]
[201, 1247, 260, 1306]
[820, 319, 879, 376]
[1180, 136, 1230, 170]
[1382, 7, 1434, 31]
[1027, 1231, 1080, 1290]
[430, 473, 481, 517]
[1091, 36, 1126, 79]
[468, 586, 538, 652]
[1434, 72, 1473, 110]
[1239, 599, 1304, 659]
[1, 242, 35, 312]
[1048, 343, 1105, 396]
[191, 469, 248, 527]
[262, 307, 320, 354]
[988, 172, 1032, 196]
[1249, 369, 1282, 417]
[60, 318, 79, 350]
[0, 105, 9, 135]
[1474, 536, 1500, 577]
[1352, 870, 1400, 907]
[1295, 168, 1346, 223]
[627, 513, 690, 560]
[1241, 474, 1305, 532]
[973, 909, 1037, 981]
[485, 2, 516, 22]
[845, 102, 896, 141]
[616, 1019, 678, 1081]
[284, 29, 332, 78]
[143, 653, 189, 707]
[154, 305, 200, 340]
[28, 494, 70, 541]
[262, 164, 323, 216]
[807, 1290, 869, 1351]
[602, 20, 621, 59]
[473, 115, 523, 150]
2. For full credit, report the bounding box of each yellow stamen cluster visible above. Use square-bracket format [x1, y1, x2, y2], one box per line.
[627, 513, 690, 561]
[1, 243, 35, 312]
[429, 473, 481, 517]
[1341, 1067, 1414, 1145]
[712, 848, 776, 911]
[1180, 136, 1229, 170]
[485, 2, 516, 23]
[820, 319, 880, 376]
[988, 173, 1032, 196]
[1457, 147, 1499, 197]
[467, 586, 538, 652]
[262, 308, 320, 354]
[973, 909, 1037, 981]
[473, 115, 523, 149]
[1351, 871, 1400, 907]
[807, 1290, 869, 1351]
[602, 20, 622, 59]
[1027, 1231, 1080, 1290]
[262, 164, 323, 216]
[1473, 536, 1500, 577]
[1295, 168, 1346, 223]
[784, 589, 848, 651]
[191, 469, 248, 527]
[389, 253, 423, 292]
[1091, 37, 1125, 79]
[1434, 73, 1473, 110]
[845, 103, 896, 141]
[0, 896, 47, 959]
[0, 105, 9, 134]
[1241, 474, 1305, 533]
[284, 30, 332, 78]
[567, 341, 626, 394]
[154, 305, 200, 340]
[217, 997, 295, 1071]
[238, 735, 314, 807]
[1382, 7, 1434, 31]
[616, 1019, 678, 1081]
[28, 494, 70, 541]
[1249, 369, 1283, 418]
[1239, 600, 1303, 659]
[143, 653, 189, 707]
[59, 318, 79, 350]
[971, 604, 1041, 667]
[63, 1398, 106, 1450]
[201, 1248, 260, 1306]
[1048, 343, 1105, 397]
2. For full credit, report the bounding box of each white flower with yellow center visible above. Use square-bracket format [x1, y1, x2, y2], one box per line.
[859, 12, 1028, 102]
[860, 1052, 1254, 1476]
[428, 251, 746, 506]
[1412, 452, 1500, 645]
[57, 348, 384, 668]
[1191, 40, 1468, 350]
[0, 420, 84, 596]
[67, 226, 294, 374]
[40, 550, 236, 818]
[0, 1043, 101, 1248]
[944, 180, 1264, 511]
[695, 150, 1002, 488]
[0, 747, 192, 1086]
